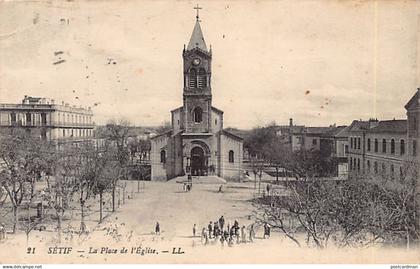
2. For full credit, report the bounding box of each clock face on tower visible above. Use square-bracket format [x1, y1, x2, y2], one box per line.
[192, 58, 201, 66]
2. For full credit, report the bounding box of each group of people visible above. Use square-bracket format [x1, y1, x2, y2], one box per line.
[194, 215, 263, 247]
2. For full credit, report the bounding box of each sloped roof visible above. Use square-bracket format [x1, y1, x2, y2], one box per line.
[187, 20, 208, 52]
[348, 120, 371, 132]
[150, 129, 173, 140]
[221, 129, 243, 141]
[366, 120, 407, 134]
[304, 127, 335, 135]
[404, 88, 420, 110]
[212, 106, 224, 114]
[334, 125, 351, 138]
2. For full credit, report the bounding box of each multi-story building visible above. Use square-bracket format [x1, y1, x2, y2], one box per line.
[364, 120, 407, 178]
[405, 89, 420, 174]
[0, 96, 95, 146]
[275, 120, 350, 178]
[348, 89, 420, 180]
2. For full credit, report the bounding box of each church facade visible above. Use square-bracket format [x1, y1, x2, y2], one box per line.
[150, 15, 243, 181]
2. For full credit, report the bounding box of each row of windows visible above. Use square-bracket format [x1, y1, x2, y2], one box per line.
[61, 128, 93, 138]
[57, 112, 92, 125]
[367, 138, 417, 156]
[350, 137, 361, 150]
[350, 136, 418, 157]
[8, 112, 92, 126]
[349, 157, 407, 179]
[367, 138, 405, 154]
[10, 112, 47, 126]
[159, 150, 235, 163]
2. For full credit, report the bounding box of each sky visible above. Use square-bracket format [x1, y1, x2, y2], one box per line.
[0, 0, 419, 129]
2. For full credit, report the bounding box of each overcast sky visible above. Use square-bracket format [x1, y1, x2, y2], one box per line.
[0, 0, 419, 129]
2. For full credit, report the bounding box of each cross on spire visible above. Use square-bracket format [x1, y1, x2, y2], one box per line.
[194, 4, 202, 21]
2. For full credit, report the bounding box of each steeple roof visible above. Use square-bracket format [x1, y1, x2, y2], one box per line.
[187, 20, 208, 52]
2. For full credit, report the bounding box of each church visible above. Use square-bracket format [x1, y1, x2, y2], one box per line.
[150, 11, 243, 181]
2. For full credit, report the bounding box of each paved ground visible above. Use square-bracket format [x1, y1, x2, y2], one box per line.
[0, 180, 418, 264]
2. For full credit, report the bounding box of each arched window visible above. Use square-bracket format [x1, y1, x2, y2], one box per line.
[160, 150, 166, 164]
[198, 68, 207, 88]
[188, 68, 197, 88]
[193, 107, 203, 123]
[374, 139, 378, 152]
[382, 139, 387, 153]
[400, 139, 405, 155]
[390, 139, 395, 154]
[229, 150, 234, 163]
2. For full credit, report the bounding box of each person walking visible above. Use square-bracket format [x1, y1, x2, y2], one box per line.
[266, 183, 271, 196]
[155, 222, 160, 235]
[208, 221, 213, 239]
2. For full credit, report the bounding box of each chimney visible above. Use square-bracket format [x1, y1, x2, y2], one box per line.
[289, 118, 293, 127]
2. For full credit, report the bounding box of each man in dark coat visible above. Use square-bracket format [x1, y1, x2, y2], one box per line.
[219, 216, 225, 231]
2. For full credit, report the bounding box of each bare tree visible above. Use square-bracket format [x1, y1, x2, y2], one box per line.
[42, 147, 79, 242]
[105, 119, 132, 212]
[0, 131, 52, 233]
[253, 163, 419, 249]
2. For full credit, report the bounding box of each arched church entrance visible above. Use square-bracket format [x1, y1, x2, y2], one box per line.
[191, 146, 206, 176]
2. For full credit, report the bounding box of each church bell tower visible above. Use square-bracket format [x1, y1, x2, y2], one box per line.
[182, 5, 212, 133]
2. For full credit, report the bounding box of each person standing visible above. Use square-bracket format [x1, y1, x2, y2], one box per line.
[208, 221, 213, 239]
[0, 223, 5, 241]
[219, 215, 225, 231]
[201, 227, 207, 244]
[213, 221, 217, 237]
[264, 223, 271, 239]
[155, 222, 160, 235]
[241, 225, 246, 243]
[193, 224, 196, 237]
[249, 224, 255, 242]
